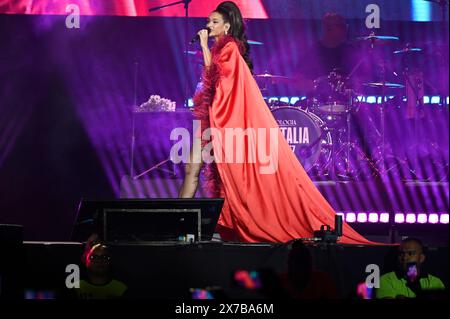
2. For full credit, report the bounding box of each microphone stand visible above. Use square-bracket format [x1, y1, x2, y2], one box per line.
[149, 0, 193, 108]
[129, 1, 193, 181]
[130, 62, 138, 178]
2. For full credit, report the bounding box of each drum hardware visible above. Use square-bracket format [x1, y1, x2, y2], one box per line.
[387, 41, 446, 182]
[270, 104, 376, 181]
[402, 143, 449, 182]
[395, 42, 434, 182]
[311, 69, 352, 115]
[310, 30, 401, 180]
[265, 30, 447, 182]
[352, 32, 402, 178]
[364, 84, 404, 176]
[309, 68, 378, 180]
[324, 141, 380, 180]
[323, 104, 379, 181]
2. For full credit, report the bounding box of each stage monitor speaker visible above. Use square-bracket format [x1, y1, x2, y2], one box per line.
[71, 198, 224, 243]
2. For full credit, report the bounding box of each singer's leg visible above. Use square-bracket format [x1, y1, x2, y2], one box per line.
[179, 137, 203, 198]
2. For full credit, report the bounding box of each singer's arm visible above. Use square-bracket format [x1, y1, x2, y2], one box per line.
[198, 29, 211, 67]
[201, 44, 211, 67]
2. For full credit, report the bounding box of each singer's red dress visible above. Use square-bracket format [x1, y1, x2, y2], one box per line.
[194, 35, 375, 244]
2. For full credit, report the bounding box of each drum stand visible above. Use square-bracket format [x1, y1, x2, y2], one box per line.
[323, 97, 380, 181]
[376, 61, 388, 177]
[400, 53, 447, 182]
[350, 36, 397, 179]
[403, 58, 424, 181]
[369, 60, 403, 179]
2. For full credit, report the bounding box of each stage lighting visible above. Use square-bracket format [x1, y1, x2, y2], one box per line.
[417, 213, 427, 224]
[379, 213, 389, 223]
[394, 213, 405, 224]
[368, 213, 378, 223]
[406, 213, 416, 224]
[428, 214, 439, 224]
[346, 212, 356, 223]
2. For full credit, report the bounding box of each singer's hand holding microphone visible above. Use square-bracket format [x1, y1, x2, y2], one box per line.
[190, 28, 210, 47]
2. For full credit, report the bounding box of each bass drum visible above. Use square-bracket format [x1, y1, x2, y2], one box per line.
[271, 107, 332, 173]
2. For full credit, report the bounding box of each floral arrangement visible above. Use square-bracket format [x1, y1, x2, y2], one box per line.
[135, 95, 176, 112]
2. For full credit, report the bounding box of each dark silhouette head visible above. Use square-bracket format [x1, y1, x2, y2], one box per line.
[321, 12, 347, 47]
[85, 243, 112, 278]
[287, 240, 313, 291]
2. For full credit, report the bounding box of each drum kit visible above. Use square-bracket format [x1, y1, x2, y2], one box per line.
[253, 32, 446, 181]
[259, 69, 377, 181]
[188, 32, 448, 181]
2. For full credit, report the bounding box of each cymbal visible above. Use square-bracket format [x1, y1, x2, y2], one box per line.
[393, 47, 422, 54]
[356, 35, 400, 41]
[363, 82, 405, 89]
[255, 72, 289, 79]
[355, 34, 399, 46]
[248, 40, 264, 45]
[254, 72, 290, 84]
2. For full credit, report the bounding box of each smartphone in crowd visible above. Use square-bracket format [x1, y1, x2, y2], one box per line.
[233, 269, 263, 290]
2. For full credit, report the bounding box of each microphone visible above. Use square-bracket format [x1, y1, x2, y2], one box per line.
[190, 29, 209, 45]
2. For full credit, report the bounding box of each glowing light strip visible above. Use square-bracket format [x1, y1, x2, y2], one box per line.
[188, 96, 449, 107]
[339, 212, 449, 224]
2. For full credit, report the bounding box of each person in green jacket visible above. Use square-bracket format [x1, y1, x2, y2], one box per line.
[376, 237, 445, 299]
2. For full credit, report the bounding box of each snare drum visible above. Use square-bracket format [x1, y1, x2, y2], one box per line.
[271, 107, 332, 173]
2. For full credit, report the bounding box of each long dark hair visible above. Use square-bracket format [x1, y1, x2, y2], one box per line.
[215, 1, 253, 72]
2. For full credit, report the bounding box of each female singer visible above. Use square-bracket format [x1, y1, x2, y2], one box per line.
[179, 1, 374, 245]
